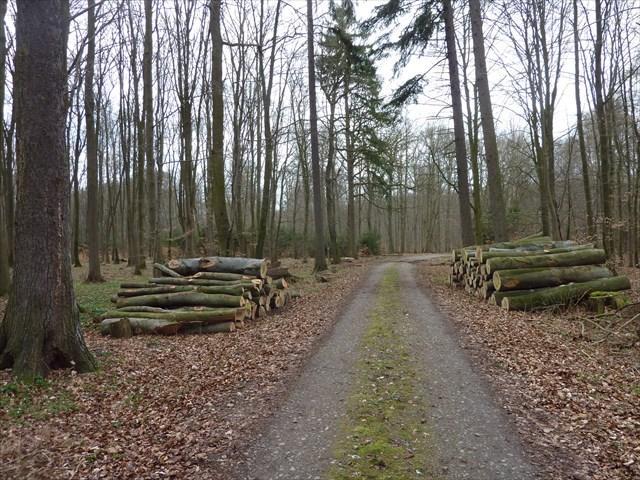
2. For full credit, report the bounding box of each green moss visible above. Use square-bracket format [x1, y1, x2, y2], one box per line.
[0, 378, 76, 421]
[328, 268, 440, 480]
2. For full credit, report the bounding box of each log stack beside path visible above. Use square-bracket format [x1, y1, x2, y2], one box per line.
[100, 256, 293, 338]
[449, 235, 631, 311]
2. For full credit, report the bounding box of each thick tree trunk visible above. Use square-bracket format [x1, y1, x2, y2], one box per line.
[307, 0, 327, 271]
[85, 0, 103, 282]
[443, 0, 474, 246]
[486, 249, 607, 274]
[165, 256, 268, 277]
[501, 276, 631, 311]
[0, 0, 96, 379]
[468, 0, 507, 241]
[493, 265, 613, 292]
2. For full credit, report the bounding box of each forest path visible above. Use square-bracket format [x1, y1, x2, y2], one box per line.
[238, 258, 538, 480]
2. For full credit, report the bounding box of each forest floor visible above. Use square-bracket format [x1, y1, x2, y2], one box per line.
[419, 262, 640, 480]
[1, 256, 639, 479]
[0, 257, 371, 479]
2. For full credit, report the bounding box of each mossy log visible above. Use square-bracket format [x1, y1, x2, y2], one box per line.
[153, 263, 183, 278]
[266, 266, 291, 279]
[117, 285, 194, 297]
[501, 276, 631, 311]
[478, 243, 594, 263]
[195, 285, 248, 296]
[116, 291, 246, 309]
[493, 265, 613, 292]
[150, 277, 262, 288]
[101, 317, 181, 335]
[100, 318, 133, 338]
[192, 271, 251, 281]
[165, 256, 269, 278]
[102, 308, 243, 324]
[486, 249, 607, 275]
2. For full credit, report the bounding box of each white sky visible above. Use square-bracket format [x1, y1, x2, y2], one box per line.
[348, 0, 608, 137]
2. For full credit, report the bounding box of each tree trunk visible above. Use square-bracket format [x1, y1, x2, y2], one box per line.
[210, 0, 232, 254]
[0, 0, 8, 295]
[501, 276, 630, 311]
[486, 249, 607, 274]
[325, 99, 340, 263]
[443, 0, 474, 246]
[0, 0, 96, 379]
[468, 0, 507, 241]
[307, 0, 327, 272]
[493, 265, 613, 292]
[85, 0, 103, 282]
[143, 0, 159, 263]
[594, 0, 612, 255]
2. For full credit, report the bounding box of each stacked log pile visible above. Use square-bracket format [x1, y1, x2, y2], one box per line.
[450, 236, 631, 311]
[100, 257, 292, 338]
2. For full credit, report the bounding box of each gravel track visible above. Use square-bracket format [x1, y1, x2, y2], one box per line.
[240, 257, 538, 479]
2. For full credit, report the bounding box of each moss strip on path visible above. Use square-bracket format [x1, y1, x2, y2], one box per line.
[328, 267, 440, 480]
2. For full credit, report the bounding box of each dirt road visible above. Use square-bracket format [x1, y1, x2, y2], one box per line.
[239, 258, 538, 479]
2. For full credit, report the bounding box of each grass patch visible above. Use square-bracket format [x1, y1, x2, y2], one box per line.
[328, 267, 440, 480]
[73, 264, 141, 328]
[0, 377, 77, 421]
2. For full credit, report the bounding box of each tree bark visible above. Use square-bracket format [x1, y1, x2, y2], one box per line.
[85, 0, 103, 282]
[0, 0, 96, 379]
[210, 0, 232, 254]
[468, 0, 507, 241]
[307, 0, 327, 271]
[0, 0, 8, 295]
[443, 0, 474, 246]
[143, 0, 159, 262]
[493, 265, 613, 292]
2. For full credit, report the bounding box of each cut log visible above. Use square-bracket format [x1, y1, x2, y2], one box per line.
[150, 277, 262, 288]
[165, 256, 269, 278]
[273, 278, 288, 289]
[493, 265, 613, 292]
[102, 308, 243, 324]
[153, 262, 183, 278]
[266, 266, 290, 279]
[116, 291, 246, 309]
[501, 276, 631, 311]
[100, 318, 133, 338]
[478, 244, 594, 263]
[192, 271, 252, 281]
[117, 285, 194, 297]
[485, 249, 607, 275]
[195, 285, 247, 296]
[101, 317, 180, 335]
